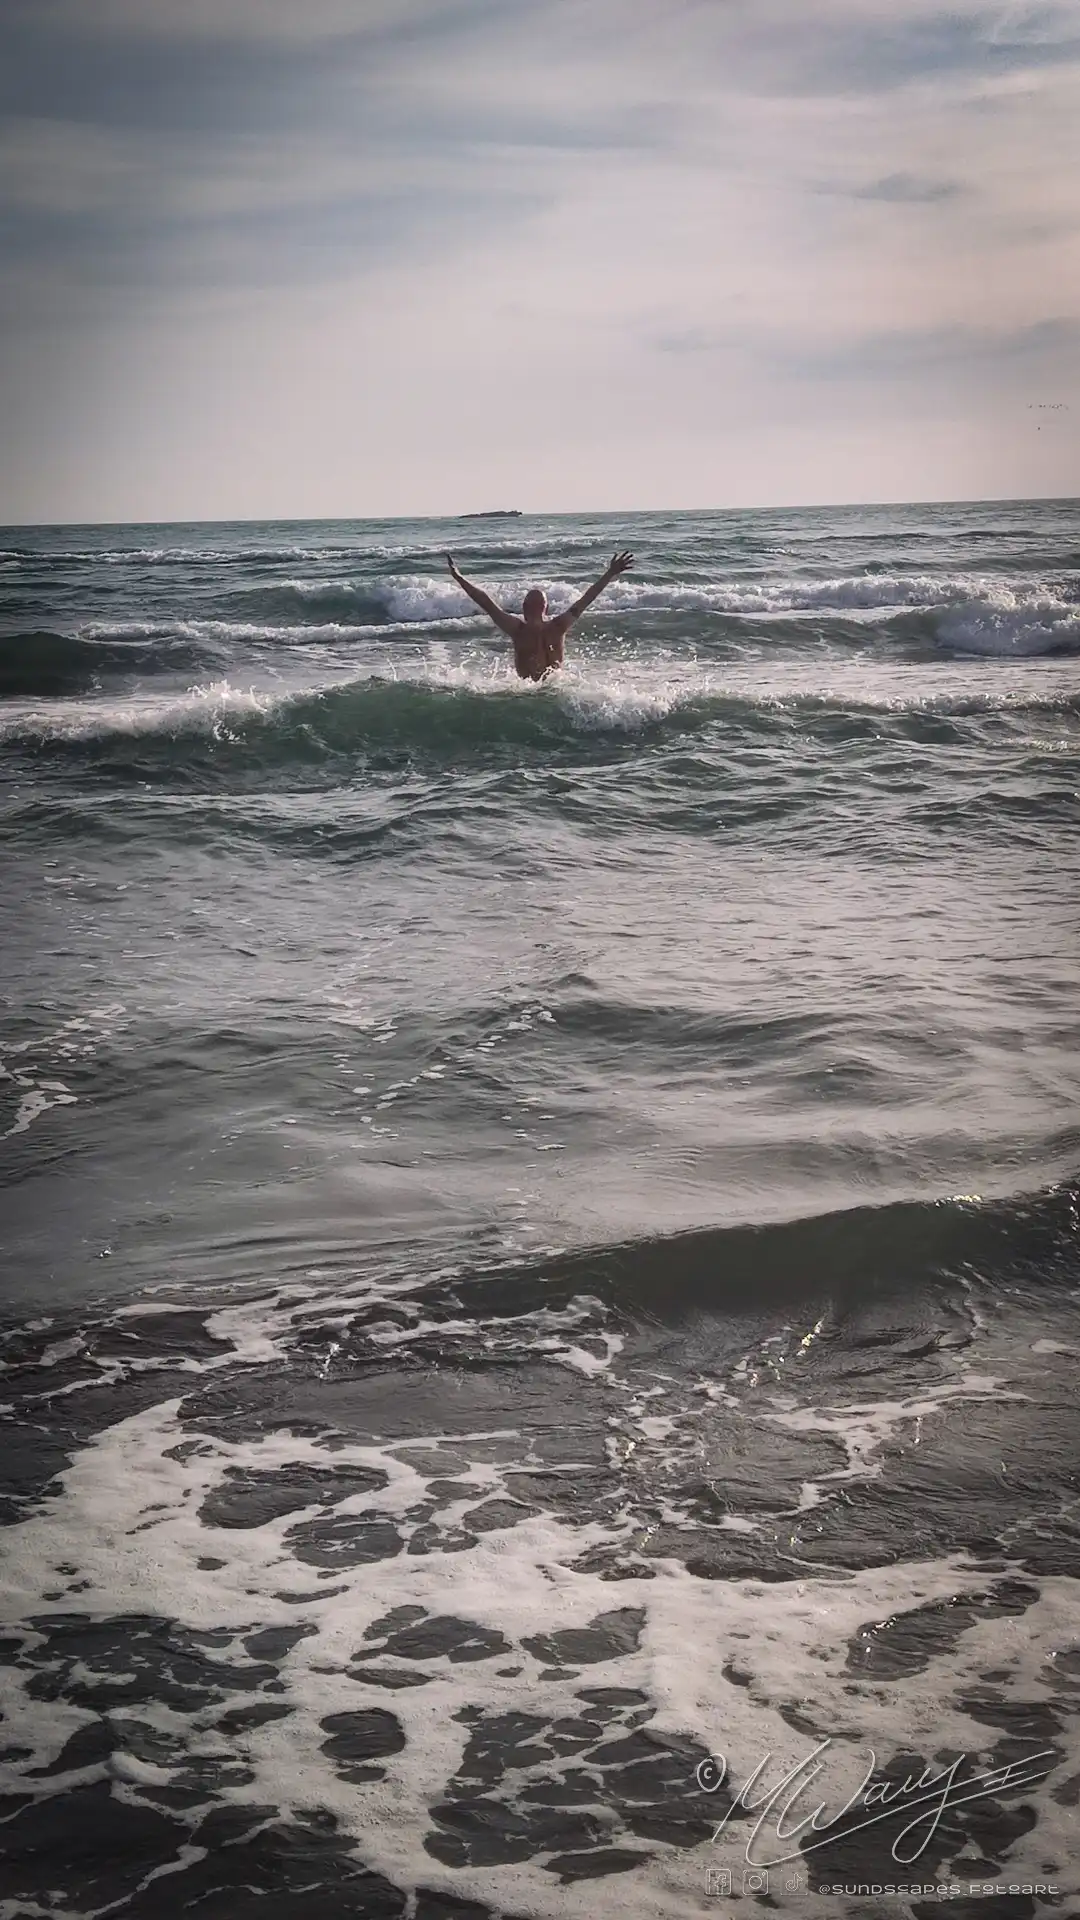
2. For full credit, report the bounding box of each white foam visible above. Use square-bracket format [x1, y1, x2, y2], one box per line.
[379, 648, 704, 734]
[935, 587, 1080, 656]
[6, 630, 1077, 754]
[757, 1370, 1027, 1501]
[0, 679, 275, 743]
[3, 1394, 1078, 1915]
[0, 1005, 126, 1143]
[61, 567, 1080, 673]
[27, 543, 405, 567]
[356, 567, 1080, 631]
[0, 1078, 78, 1140]
[78, 617, 448, 645]
[212, 567, 1033, 630]
[638, 1416, 678, 1442]
[551, 665, 692, 732]
[38, 1335, 85, 1368]
[203, 1293, 296, 1368]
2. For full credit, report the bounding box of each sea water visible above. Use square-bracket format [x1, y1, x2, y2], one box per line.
[2, 500, 1079, 1915]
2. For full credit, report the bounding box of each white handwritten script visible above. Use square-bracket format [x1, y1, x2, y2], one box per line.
[695, 1740, 1054, 1869]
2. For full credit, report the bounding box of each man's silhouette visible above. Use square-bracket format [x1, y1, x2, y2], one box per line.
[446, 549, 634, 681]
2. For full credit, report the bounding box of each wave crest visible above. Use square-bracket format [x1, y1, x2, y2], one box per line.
[212, 570, 1080, 656]
[3, 663, 1076, 776]
[935, 588, 1080, 656]
[0, 628, 203, 697]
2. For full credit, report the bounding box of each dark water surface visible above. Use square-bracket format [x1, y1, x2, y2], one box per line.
[2, 501, 1079, 1917]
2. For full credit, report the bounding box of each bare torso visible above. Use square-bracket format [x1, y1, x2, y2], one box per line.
[511, 619, 566, 683]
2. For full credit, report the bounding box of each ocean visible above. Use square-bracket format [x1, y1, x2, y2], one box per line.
[2, 499, 1079, 1918]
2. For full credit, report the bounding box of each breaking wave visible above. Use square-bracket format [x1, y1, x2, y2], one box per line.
[230, 570, 967, 625]
[3, 664, 1077, 779]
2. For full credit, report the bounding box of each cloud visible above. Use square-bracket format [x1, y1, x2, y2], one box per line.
[0, 0, 683, 309]
[851, 171, 966, 202]
[0, 0, 490, 47]
[1, 0, 1078, 518]
[786, 316, 1080, 379]
[656, 0, 1080, 99]
[0, 0, 554, 138]
[644, 318, 1080, 406]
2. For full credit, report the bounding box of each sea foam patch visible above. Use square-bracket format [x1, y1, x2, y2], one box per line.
[3, 1247, 1080, 1920]
[2, 1381, 1077, 1918]
[3, 1193, 1079, 1913]
[0, 1004, 125, 1143]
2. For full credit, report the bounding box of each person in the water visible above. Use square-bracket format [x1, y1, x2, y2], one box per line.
[446, 549, 634, 681]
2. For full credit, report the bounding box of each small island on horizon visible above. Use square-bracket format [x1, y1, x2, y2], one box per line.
[459, 509, 523, 520]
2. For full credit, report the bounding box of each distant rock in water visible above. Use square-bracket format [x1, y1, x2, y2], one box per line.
[459, 510, 522, 519]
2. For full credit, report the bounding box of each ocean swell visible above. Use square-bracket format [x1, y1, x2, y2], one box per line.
[3, 669, 1076, 782]
[216, 570, 1080, 656]
[0, 628, 207, 697]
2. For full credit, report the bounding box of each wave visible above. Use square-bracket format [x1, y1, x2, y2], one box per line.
[229, 571, 946, 626]
[3, 532, 648, 569]
[8, 578, 1078, 671]
[934, 589, 1080, 656]
[0, 672, 689, 763]
[1, 543, 420, 569]
[75, 617, 459, 647]
[42, 598, 1080, 668]
[3, 666, 1076, 778]
[12, 1184, 1069, 1367]
[456, 1181, 1080, 1320]
[226, 578, 476, 626]
[211, 571, 1080, 654]
[0, 628, 204, 697]
[0, 618, 477, 699]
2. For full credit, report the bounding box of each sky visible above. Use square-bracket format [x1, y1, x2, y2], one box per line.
[1, 0, 1078, 522]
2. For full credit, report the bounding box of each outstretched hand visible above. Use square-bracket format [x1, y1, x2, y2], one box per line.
[445, 553, 464, 583]
[605, 549, 634, 579]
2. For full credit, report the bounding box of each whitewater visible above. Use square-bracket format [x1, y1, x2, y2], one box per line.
[2, 498, 1080, 1920]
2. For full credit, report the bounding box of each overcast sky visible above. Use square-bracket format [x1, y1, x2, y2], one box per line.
[1, 0, 1078, 523]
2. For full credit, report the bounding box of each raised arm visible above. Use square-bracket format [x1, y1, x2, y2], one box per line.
[554, 550, 634, 630]
[446, 555, 518, 639]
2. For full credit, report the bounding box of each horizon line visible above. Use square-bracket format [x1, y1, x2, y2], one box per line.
[2, 491, 1078, 532]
